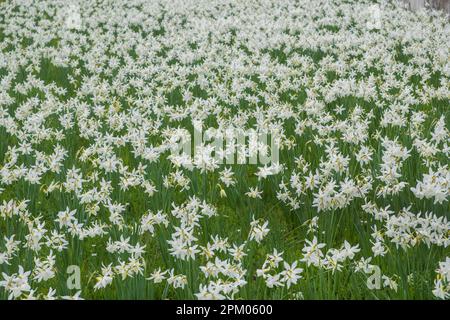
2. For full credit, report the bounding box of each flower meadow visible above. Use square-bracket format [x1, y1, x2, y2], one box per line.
[0, 0, 449, 300]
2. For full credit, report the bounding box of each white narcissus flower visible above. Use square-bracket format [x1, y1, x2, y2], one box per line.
[0, 266, 31, 300]
[281, 261, 303, 289]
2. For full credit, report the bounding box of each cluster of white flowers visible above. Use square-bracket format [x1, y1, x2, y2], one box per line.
[433, 257, 450, 299]
[0, 0, 448, 299]
[411, 166, 449, 204]
[257, 250, 304, 289]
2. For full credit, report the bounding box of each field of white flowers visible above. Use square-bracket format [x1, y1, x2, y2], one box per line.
[0, 0, 448, 300]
